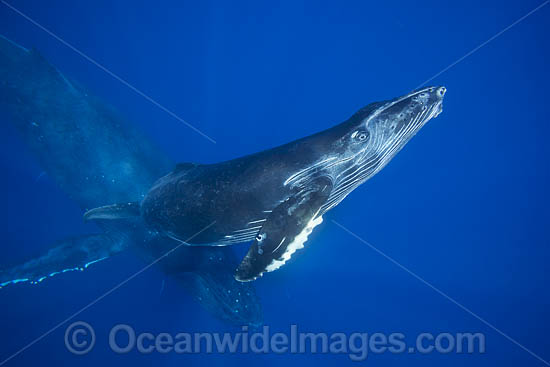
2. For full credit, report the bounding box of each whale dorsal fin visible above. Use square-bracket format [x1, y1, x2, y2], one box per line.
[83, 202, 141, 221]
[174, 162, 199, 173]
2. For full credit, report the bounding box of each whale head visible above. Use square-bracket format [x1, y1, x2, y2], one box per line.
[327, 86, 445, 189]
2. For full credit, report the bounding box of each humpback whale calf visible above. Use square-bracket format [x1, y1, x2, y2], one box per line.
[87, 85, 446, 281]
[0, 35, 262, 326]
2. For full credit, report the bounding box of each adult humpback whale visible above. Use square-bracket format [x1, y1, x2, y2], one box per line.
[87, 85, 446, 281]
[0, 35, 261, 326]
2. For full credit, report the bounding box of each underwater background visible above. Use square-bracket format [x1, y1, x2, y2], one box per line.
[0, 0, 549, 365]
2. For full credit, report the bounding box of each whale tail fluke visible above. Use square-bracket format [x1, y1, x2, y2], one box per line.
[0, 233, 129, 290]
[84, 202, 141, 221]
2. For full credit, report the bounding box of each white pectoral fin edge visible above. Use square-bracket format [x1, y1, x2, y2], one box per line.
[265, 215, 323, 272]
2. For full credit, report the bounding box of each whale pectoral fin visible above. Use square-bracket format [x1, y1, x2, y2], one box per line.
[235, 177, 332, 282]
[0, 233, 128, 289]
[84, 202, 141, 221]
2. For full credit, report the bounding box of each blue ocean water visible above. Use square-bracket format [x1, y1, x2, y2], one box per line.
[0, 0, 549, 366]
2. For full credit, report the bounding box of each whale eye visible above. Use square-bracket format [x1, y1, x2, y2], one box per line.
[256, 233, 266, 242]
[354, 131, 369, 141]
